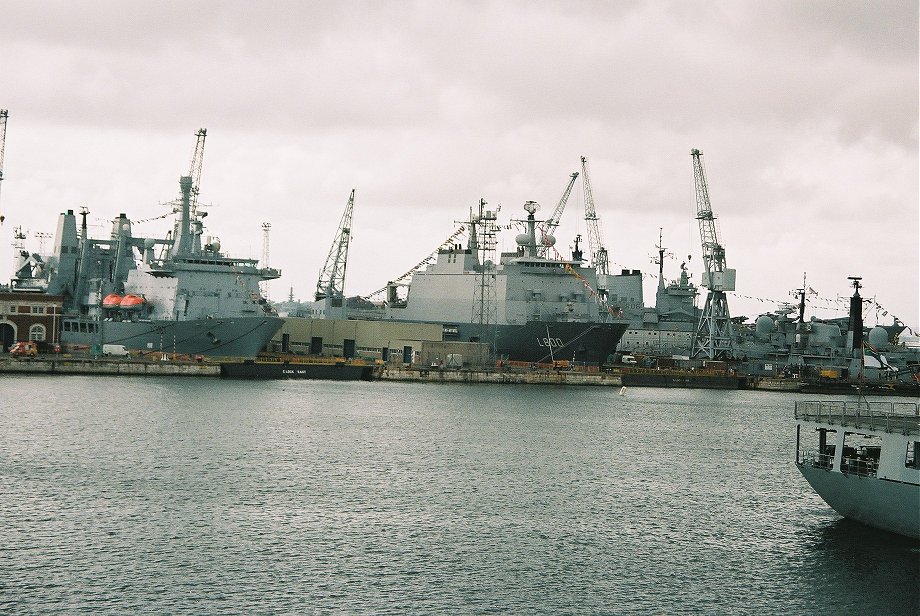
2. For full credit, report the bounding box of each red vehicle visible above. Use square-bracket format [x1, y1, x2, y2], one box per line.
[8, 341, 61, 356]
[9, 341, 39, 357]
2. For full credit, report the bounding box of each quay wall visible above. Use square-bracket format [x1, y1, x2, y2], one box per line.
[378, 367, 623, 386]
[0, 358, 219, 377]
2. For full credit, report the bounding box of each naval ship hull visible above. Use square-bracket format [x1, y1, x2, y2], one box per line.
[61, 316, 283, 357]
[797, 464, 920, 539]
[795, 399, 920, 539]
[442, 320, 628, 364]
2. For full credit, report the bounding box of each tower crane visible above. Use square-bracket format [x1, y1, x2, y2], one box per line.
[581, 156, 609, 294]
[537, 171, 579, 257]
[315, 189, 355, 308]
[690, 148, 736, 360]
[0, 109, 8, 225]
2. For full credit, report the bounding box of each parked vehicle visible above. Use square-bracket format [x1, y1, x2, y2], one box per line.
[102, 344, 131, 357]
[9, 341, 39, 357]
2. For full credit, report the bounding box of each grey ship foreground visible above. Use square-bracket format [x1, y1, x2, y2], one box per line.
[795, 399, 920, 538]
[367, 201, 628, 364]
[22, 172, 281, 357]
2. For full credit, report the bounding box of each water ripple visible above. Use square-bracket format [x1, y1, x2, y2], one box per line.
[0, 377, 916, 614]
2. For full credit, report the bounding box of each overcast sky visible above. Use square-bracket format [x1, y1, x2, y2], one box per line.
[1, 0, 917, 328]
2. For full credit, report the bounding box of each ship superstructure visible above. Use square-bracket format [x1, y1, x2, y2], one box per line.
[25, 133, 283, 357]
[381, 200, 627, 364]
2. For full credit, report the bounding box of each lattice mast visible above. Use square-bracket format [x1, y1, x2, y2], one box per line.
[581, 156, 609, 295]
[537, 171, 579, 257]
[261, 222, 271, 300]
[315, 189, 355, 306]
[690, 148, 736, 360]
[0, 109, 8, 225]
[470, 199, 499, 363]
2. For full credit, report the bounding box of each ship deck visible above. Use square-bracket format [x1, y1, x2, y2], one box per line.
[795, 400, 920, 435]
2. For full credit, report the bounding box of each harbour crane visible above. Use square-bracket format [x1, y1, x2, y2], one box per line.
[187, 128, 207, 219]
[315, 189, 355, 307]
[537, 171, 579, 257]
[581, 156, 609, 295]
[171, 128, 208, 257]
[690, 148, 736, 360]
[0, 109, 8, 225]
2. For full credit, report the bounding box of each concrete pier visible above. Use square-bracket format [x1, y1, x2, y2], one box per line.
[0, 357, 220, 377]
[377, 366, 623, 386]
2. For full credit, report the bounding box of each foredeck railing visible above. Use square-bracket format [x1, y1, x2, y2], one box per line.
[795, 400, 920, 435]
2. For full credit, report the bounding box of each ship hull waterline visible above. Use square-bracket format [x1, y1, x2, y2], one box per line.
[60, 316, 283, 358]
[418, 320, 629, 365]
[797, 463, 920, 539]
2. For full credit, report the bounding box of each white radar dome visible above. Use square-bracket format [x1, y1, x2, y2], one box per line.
[542, 235, 556, 247]
[867, 326, 889, 349]
[515, 234, 530, 246]
[755, 315, 774, 336]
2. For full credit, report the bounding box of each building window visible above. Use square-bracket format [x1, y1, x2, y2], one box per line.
[31, 306, 45, 314]
[29, 324, 46, 341]
[8, 306, 15, 313]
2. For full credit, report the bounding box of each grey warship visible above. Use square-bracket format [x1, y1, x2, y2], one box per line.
[32, 145, 282, 357]
[377, 200, 628, 364]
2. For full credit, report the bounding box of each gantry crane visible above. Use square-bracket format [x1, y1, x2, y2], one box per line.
[690, 148, 736, 360]
[315, 189, 355, 308]
[537, 171, 579, 257]
[581, 156, 609, 294]
[0, 109, 8, 225]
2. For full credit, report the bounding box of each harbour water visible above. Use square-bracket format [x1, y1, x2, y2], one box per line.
[1, 377, 917, 614]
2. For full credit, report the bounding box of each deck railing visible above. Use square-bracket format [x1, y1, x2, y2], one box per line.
[795, 400, 920, 435]
[798, 449, 880, 478]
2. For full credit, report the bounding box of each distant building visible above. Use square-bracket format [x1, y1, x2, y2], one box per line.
[0, 291, 64, 351]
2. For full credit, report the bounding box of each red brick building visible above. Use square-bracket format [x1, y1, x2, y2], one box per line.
[0, 292, 64, 351]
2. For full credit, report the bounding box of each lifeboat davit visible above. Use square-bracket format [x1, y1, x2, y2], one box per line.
[120, 294, 146, 310]
[101, 293, 123, 308]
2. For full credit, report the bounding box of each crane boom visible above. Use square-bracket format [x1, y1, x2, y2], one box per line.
[187, 128, 207, 217]
[315, 189, 355, 306]
[581, 156, 609, 290]
[692, 149, 730, 288]
[0, 109, 8, 225]
[537, 171, 578, 257]
[690, 148, 736, 360]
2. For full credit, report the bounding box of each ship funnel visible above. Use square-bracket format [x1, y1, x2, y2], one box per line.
[172, 176, 194, 256]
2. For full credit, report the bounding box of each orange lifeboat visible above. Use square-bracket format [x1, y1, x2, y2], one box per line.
[120, 294, 146, 310]
[101, 293, 123, 308]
